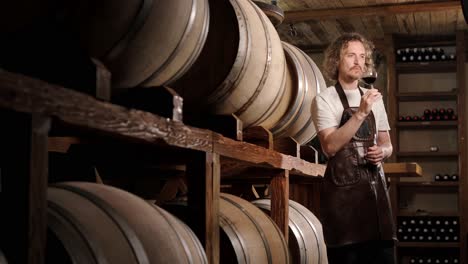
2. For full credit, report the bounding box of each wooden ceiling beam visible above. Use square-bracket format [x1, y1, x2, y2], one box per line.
[284, 0, 461, 23]
[297, 38, 386, 53]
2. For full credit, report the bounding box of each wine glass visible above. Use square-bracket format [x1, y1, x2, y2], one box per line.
[361, 67, 378, 89]
[361, 67, 379, 165]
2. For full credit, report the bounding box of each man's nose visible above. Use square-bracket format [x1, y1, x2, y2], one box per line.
[353, 56, 359, 64]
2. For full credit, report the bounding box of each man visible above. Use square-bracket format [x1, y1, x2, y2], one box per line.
[311, 32, 396, 264]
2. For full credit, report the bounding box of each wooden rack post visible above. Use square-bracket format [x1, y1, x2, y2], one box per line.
[0, 111, 50, 264]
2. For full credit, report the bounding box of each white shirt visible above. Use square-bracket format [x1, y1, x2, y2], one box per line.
[312, 85, 390, 133]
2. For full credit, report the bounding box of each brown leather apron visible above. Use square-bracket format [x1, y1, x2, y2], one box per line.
[320, 83, 396, 247]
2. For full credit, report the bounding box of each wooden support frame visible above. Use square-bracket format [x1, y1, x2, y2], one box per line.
[0, 70, 328, 264]
[187, 151, 220, 264]
[0, 111, 50, 264]
[270, 170, 289, 241]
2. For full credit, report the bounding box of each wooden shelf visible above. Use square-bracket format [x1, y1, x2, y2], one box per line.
[397, 121, 458, 128]
[0, 71, 325, 178]
[389, 33, 466, 264]
[397, 182, 459, 187]
[398, 210, 459, 217]
[396, 91, 457, 101]
[397, 242, 459, 248]
[397, 151, 458, 158]
[383, 162, 423, 178]
[396, 61, 457, 73]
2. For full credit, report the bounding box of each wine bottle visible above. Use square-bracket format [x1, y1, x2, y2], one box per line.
[446, 108, 454, 115]
[439, 108, 446, 115]
[424, 109, 431, 116]
[451, 174, 458, 181]
[405, 116, 412, 122]
[426, 235, 433, 242]
[433, 47, 441, 61]
[426, 219, 433, 226]
[410, 257, 417, 264]
[431, 108, 439, 115]
[451, 114, 458, 121]
[396, 49, 403, 62]
[449, 54, 456, 60]
[398, 116, 404, 122]
[412, 115, 420, 121]
[419, 47, 426, 61]
[402, 48, 411, 62]
[435, 174, 442, 181]
[431, 52, 438, 61]
[427, 47, 434, 59]
[442, 174, 450, 181]
[413, 47, 419, 57]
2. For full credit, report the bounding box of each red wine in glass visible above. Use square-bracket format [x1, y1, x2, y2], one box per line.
[362, 76, 377, 85]
[362, 68, 378, 89]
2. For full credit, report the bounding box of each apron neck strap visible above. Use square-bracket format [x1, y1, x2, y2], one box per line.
[335, 81, 364, 109]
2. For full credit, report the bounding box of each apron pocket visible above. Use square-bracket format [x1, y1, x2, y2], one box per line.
[329, 148, 361, 186]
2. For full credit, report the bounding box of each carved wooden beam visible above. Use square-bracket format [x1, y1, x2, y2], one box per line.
[284, 0, 461, 23]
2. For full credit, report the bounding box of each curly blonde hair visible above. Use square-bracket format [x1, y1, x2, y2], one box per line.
[322, 32, 375, 81]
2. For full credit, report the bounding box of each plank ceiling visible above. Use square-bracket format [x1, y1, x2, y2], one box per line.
[256, 0, 468, 51]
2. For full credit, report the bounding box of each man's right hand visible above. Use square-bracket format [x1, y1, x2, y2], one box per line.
[357, 88, 382, 118]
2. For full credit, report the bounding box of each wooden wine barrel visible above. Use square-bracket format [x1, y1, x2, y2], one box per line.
[173, 0, 291, 129]
[69, 0, 209, 88]
[252, 199, 328, 264]
[47, 182, 207, 264]
[219, 193, 290, 264]
[269, 42, 326, 145]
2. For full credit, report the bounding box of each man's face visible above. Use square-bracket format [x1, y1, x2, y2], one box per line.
[338, 40, 366, 81]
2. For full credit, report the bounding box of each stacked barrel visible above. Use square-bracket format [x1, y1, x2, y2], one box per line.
[61, 0, 326, 145]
